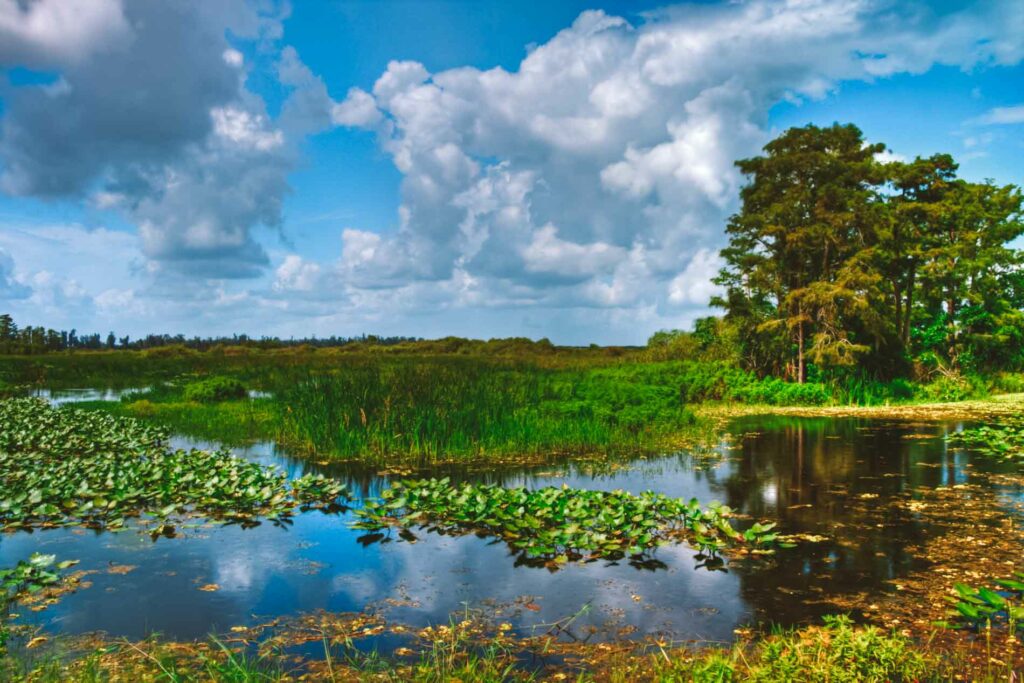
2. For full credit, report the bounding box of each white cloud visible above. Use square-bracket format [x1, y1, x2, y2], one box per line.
[873, 149, 907, 164]
[273, 255, 323, 292]
[331, 88, 382, 128]
[211, 107, 284, 151]
[222, 48, 244, 68]
[668, 249, 724, 305]
[975, 105, 1024, 125]
[1, 0, 1022, 344]
[0, 247, 30, 299]
[522, 224, 626, 281]
[307, 0, 1022, 336]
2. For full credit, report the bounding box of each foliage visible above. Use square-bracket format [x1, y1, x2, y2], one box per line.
[0, 398, 348, 532]
[949, 418, 1024, 462]
[715, 124, 1024, 381]
[182, 376, 247, 403]
[354, 477, 784, 566]
[9, 613, 956, 682]
[634, 615, 932, 682]
[0, 554, 78, 607]
[942, 574, 1024, 634]
[0, 553, 79, 655]
[919, 373, 984, 402]
[274, 359, 838, 460]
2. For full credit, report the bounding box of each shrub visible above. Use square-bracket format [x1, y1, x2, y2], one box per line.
[183, 377, 247, 403]
[921, 374, 983, 402]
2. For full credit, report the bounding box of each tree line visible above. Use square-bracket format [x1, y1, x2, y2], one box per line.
[0, 314, 421, 355]
[713, 123, 1023, 382]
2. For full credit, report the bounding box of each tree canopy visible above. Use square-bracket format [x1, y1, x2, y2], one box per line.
[713, 123, 1024, 381]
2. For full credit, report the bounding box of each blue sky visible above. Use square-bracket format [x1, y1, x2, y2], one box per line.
[0, 0, 1021, 344]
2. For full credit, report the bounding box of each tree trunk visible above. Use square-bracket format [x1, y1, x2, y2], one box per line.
[947, 292, 957, 367]
[902, 266, 916, 346]
[893, 282, 902, 342]
[797, 319, 805, 384]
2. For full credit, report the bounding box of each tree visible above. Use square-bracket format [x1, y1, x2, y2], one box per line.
[715, 123, 1024, 381]
[715, 123, 886, 382]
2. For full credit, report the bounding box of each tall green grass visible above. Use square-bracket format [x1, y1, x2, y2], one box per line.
[274, 359, 837, 460]
[276, 359, 656, 459]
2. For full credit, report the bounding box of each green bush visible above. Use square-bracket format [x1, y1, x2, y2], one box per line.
[991, 372, 1024, 394]
[183, 377, 247, 403]
[921, 374, 984, 402]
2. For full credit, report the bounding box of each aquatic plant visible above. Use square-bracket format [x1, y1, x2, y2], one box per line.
[354, 478, 784, 566]
[0, 398, 348, 532]
[276, 360, 705, 460]
[0, 554, 78, 607]
[943, 573, 1024, 633]
[0, 553, 79, 654]
[950, 419, 1024, 461]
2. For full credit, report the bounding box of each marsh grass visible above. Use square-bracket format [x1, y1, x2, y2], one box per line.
[276, 360, 667, 460]
[272, 360, 805, 461]
[24, 351, 1016, 464]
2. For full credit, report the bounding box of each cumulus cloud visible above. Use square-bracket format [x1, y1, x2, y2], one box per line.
[0, 0, 130, 66]
[1, 0, 1022, 342]
[668, 248, 724, 305]
[0, 0, 312, 278]
[311, 0, 1023, 326]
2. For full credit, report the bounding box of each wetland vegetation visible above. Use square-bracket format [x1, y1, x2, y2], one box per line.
[0, 399, 348, 533]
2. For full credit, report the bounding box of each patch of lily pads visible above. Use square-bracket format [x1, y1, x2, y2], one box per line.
[354, 477, 786, 568]
[0, 553, 79, 607]
[0, 398, 348, 533]
[949, 419, 1024, 461]
[942, 571, 1024, 634]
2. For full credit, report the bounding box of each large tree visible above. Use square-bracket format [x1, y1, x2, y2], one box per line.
[714, 123, 885, 382]
[715, 123, 1024, 380]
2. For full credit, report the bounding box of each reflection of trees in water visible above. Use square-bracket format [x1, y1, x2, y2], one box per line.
[705, 417, 978, 625]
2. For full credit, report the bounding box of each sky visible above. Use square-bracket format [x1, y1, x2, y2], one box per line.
[0, 0, 1021, 345]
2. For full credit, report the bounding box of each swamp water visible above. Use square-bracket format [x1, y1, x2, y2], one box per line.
[2, 409, 1022, 649]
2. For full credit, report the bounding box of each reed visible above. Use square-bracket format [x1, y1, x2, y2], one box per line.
[274, 358, 700, 460]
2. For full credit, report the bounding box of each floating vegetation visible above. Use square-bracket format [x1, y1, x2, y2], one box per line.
[950, 418, 1024, 461]
[354, 477, 785, 567]
[0, 554, 79, 607]
[943, 573, 1024, 634]
[0, 398, 348, 532]
[1, 553, 81, 654]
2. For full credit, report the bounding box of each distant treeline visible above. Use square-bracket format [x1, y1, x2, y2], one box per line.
[0, 313, 424, 354]
[0, 313, 625, 358]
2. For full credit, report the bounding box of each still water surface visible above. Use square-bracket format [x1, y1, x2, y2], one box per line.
[2, 405, 1021, 645]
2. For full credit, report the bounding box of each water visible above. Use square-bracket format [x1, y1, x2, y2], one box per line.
[2, 412, 1021, 646]
[31, 387, 269, 404]
[30, 387, 142, 405]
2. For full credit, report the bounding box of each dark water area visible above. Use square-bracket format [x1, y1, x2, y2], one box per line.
[2, 406, 1022, 647]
